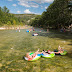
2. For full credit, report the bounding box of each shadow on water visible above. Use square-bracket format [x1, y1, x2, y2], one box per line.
[66, 51, 72, 58]
[37, 29, 72, 41]
[36, 29, 72, 58]
[68, 44, 72, 45]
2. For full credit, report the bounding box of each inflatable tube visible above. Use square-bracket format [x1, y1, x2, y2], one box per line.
[54, 50, 67, 55]
[41, 53, 55, 58]
[60, 50, 67, 55]
[29, 52, 34, 55]
[32, 33, 38, 36]
[26, 30, 30, 32]
[24, 53, 41, 61]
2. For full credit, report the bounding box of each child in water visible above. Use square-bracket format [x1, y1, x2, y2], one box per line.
[16, 28, 17, 32]
[33, 27, 35, 31]
[19, 27, 20, 32]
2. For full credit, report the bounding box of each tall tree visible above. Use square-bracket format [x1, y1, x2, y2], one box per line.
[30, 0, 71, 29]
[13, 20, 16, 29]
[7, 21, 11, 29]
[3, 6, 9, 13]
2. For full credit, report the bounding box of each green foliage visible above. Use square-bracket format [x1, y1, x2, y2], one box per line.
[30, 0, 72, 29]
[7, 21, 11, 25]
[0, 6, 19, 26]
[20, 22, 23, 26]
[0, 6, 37, 26]
[13, 20, 16, 25]
[2, 6, 9, 13]
[29, 15, 41, 27]
[14, 14, 37, 25]
[7, 21, 11, 29]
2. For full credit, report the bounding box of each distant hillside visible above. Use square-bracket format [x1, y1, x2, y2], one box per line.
[0, 6, 37, 26]
[13, 14, 37, 21]
[11, 14, 37, 25]
[14, 14, 37, 17]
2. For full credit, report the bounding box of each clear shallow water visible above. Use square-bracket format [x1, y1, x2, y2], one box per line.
[0, 29, 72, 72]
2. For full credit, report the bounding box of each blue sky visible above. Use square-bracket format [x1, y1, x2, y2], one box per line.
[0, 0, 54, 15]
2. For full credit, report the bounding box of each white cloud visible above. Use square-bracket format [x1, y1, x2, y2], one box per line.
[18, 0, 54, 4]
[13, 4, 17, 6]
[24, 9, 32, 14]
[42, 0, 54, 3]
[18, 2, 30, 7]
[17, 11, 21, 13]
[32, 12, 40, 15]
[40, 5, 43, 9]
[30, 2, 39, 8]
[18, 0, 39, 8]
[8, 0, 13, 1]
[45, 6, 47, 9]
[17, 0, 54, 7]
[24, 9, 40, 15]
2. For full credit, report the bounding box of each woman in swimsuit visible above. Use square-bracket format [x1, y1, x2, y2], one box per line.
[26, 49, 42, 59]
[54, 46, 64, 55]
[42, 49, 52, 54]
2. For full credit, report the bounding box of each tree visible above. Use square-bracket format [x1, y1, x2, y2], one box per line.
[7, 21, 11, 29]
[13, 20, 16, 29]
[20, 22, 23, 26]
[3, 6, 9, 13]
[30, 0, 71, 29]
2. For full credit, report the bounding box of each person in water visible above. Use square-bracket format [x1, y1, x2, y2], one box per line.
[33, 27, 35, 31]
[54, 46, 64, 55]
[42, 46, 64, 55]
[16, 28, 17, 32]
[42, 49, 53, 54]
[25, 49, 42, 59]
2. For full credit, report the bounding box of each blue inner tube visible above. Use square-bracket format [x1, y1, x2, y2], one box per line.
[26, 30, 29, 32]
[41, 53, 55, 58]
[24, 54, 41, 61]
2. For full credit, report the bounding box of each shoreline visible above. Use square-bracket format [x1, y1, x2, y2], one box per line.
[0, 25, 32, 30]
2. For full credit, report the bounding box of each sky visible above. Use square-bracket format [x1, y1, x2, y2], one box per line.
[0, 0, 54, 15]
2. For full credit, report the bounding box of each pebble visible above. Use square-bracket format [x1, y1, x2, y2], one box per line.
[0, 63, 2, 67]
[11, 48, 13, 49]
[61, 41, 66, 43]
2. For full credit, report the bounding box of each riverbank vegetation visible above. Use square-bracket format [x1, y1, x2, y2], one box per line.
[0, 6, 36, 28]
[30, 0, 72, 30]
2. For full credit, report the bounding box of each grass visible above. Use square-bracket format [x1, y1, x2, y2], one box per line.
[0, 28, 72, 72]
